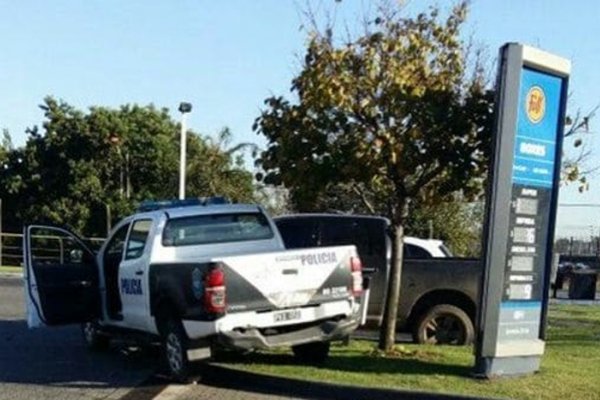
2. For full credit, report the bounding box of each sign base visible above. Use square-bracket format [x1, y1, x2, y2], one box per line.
[474, 356, 541, 379]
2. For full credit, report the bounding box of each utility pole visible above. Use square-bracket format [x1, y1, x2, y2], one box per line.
[118, 146, 124, 198]
[105, 203, 111, 236]
[569, 236, 573, 256]
[178, 102, 192, 200]
[0, 198, 3, 267]
[109, 134, 124, 199]
[125, 151, 131, 199]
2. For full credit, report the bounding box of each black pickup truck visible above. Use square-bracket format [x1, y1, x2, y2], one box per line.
[275, 214, 481, 345]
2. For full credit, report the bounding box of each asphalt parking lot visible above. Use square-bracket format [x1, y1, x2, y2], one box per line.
[0, 273, 442, 400]
[0, 275, 302, 400]
[0, 276, 155, 400]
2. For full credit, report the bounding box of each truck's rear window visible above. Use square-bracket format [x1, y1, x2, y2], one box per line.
[162, 212, 274, 246]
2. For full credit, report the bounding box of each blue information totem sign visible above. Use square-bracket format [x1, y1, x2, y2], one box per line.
[475, 44, 570, 378]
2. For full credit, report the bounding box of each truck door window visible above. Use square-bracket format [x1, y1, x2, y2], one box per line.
[29, 227, 93, 267]
[106, 224, 130, 259]
[125, 219, 152, 260]
[104, 223, 129, 318]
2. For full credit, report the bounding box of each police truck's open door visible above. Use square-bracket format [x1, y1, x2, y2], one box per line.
[24, 225, 101, 327]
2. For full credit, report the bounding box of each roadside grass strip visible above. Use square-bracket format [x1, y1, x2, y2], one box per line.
[226, 304, 600, 400]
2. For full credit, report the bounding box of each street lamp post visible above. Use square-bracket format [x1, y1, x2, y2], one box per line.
[178, 102, 192, 200]
[109, 134, 124, 198]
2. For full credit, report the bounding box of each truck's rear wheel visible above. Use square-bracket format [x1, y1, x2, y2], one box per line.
[292, 341, 330, 364]
[161, 319, 191, 382]
[81, 322, 110, 351]
[414, 304, 474, 346]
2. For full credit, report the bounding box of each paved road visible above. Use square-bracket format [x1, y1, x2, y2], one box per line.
[0, 275, 302, 400]
[0, 276, 155, 400]
[0, 274, 422, 400]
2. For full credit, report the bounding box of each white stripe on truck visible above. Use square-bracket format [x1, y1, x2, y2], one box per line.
[212, 246, 355, 309]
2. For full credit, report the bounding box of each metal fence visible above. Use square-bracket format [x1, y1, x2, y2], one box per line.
[555, 236, 600, 257]
[0, 232, 105, 267]
[2, 230, 598, 267]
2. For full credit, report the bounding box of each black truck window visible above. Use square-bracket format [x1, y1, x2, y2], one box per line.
[319, 218, 385, 256]
[276, 216, 388, 272]
[275, 219, 319, 248]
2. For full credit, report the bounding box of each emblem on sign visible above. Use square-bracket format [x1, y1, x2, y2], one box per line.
[525, 86, 545, 124]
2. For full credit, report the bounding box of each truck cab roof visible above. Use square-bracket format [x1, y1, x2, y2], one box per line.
[125, 203, 263, 221]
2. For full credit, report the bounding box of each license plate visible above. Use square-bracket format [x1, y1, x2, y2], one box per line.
[273, 309, 301, 323]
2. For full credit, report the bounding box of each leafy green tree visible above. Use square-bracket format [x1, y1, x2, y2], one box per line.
[187, 128, 255, 203]
[254, 3, 493, 351]
[0, 97, 254, 236]
[407, 200, 484, 257]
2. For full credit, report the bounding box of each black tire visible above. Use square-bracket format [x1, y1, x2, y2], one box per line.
[292, 341, 331, 364]
[81, 322, 110, 351]
[161, 319, 191, 383]
[414, 304, 474, 346]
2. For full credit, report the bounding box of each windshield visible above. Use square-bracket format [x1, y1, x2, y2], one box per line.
[162, 212, 274, 246]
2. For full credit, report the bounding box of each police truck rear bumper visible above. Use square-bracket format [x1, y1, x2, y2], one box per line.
[217, 314, 360, 350]
[182, 298, 362, 347]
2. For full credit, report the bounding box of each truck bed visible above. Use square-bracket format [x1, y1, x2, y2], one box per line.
[366, 258, 481, 330]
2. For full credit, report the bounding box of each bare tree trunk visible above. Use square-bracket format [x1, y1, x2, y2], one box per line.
[378, 223, 405, 351]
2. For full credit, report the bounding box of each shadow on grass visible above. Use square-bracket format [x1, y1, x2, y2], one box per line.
[224, 350, 472, 378]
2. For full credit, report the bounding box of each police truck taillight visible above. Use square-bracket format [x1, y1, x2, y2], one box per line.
[204, 266, 226, 314]
[350, 256, 363, 297]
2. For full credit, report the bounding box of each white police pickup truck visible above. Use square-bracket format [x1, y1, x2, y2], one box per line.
[23, 200, 365, 381]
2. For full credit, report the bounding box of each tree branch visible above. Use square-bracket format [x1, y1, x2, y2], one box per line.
[351, 183, 377, 214]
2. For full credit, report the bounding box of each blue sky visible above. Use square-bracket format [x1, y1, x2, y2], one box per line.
[1, 1, 598, 237]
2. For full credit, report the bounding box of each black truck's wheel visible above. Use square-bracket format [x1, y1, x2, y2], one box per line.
[414, 304, 474, 345]
[81, 322, 110, 351]
[161, 319, 191, 382]
[292, 341, 331, 364]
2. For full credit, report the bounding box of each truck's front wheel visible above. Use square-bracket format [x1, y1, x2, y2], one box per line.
[292, 341, 330, 364]
[161, 319, 190, 382]
[414, 304, 474, 345]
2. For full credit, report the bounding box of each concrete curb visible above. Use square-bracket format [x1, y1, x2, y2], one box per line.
[201, 362, 492, 400]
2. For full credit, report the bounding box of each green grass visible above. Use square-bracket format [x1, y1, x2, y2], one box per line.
[0, 265, 22, 274]
[225, 304, 600, 400]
